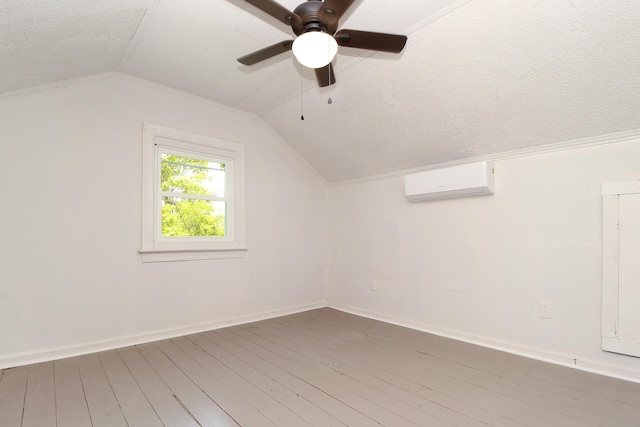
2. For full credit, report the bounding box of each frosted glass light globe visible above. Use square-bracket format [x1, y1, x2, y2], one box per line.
[292, 31, 338, 69]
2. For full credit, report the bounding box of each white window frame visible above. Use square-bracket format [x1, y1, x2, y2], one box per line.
[140, 123, 246, 262]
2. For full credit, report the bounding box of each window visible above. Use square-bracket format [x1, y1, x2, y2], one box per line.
[159, 149, 228, 238]
[140, 123, 246, 262]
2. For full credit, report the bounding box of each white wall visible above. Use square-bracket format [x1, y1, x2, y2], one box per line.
[0, 76, 328, 367]
[2, 74, 639, 382]
[328, 138, 640, 381]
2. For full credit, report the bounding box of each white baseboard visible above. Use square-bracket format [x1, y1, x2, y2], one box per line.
[0, 301, 326, 370]
[5, 300, 640, 385]
[328, 302, 640, 384]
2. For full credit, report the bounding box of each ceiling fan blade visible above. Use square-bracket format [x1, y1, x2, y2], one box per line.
[243, 0, 300, 26]
[314, 63, 336, 87]
[335, 29, 407, 53]
[237, 40, 293, 65]
[318, 0, 357, 22]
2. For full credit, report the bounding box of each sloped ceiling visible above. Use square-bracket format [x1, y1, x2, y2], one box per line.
[2, 0, 640, 182]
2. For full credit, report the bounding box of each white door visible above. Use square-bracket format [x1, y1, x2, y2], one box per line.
[602, 182, 640, 357]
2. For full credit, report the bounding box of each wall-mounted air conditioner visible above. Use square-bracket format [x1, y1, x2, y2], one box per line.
[404, 161, 495, 202]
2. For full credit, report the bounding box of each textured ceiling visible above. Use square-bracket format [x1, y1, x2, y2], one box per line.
[2, 0, 640, 182]
[0, 0, 153, 90]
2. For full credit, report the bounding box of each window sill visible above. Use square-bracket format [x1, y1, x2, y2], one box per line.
[139, 247, 247, 263]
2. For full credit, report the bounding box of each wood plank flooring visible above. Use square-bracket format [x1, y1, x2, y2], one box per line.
[1, 308, 639, 426]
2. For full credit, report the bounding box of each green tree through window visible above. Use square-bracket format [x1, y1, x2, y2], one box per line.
[160, 154, 226, 237]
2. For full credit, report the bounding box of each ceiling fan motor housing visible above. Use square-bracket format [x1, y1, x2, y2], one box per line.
[292, 0, 338, 36]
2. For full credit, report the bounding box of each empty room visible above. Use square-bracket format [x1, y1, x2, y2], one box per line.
[1, 0, 640, 426]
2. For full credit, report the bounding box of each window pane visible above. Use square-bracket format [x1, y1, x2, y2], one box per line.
[161, 197, 226, 237]
[160, 154, 226, 197]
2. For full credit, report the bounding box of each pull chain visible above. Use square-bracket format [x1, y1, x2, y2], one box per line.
[300, 62, 305, 120]
[328, 66, 333, 104]
[327, 38, 333, 104]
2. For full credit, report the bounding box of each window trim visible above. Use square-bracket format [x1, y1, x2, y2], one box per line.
[140, 123, 246, 262]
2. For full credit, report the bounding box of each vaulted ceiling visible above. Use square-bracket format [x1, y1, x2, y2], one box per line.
[3, 0, 640, 182]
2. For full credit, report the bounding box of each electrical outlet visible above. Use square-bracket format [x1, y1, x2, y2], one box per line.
[370, 280, 377, 291]
[539, 301, 553, 319]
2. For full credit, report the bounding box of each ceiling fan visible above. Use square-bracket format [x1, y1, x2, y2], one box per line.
[237, 0, 408, 87]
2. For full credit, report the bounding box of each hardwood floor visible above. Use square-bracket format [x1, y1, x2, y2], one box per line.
[1, 308, 639, 426]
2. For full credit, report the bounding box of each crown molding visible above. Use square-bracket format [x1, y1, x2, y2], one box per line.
[0, 72, 260, 122]
[0, 72, 119, 101]
[329, 128, 640, 187]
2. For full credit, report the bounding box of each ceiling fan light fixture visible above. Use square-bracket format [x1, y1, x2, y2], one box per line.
[292, 31, 338, 69]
